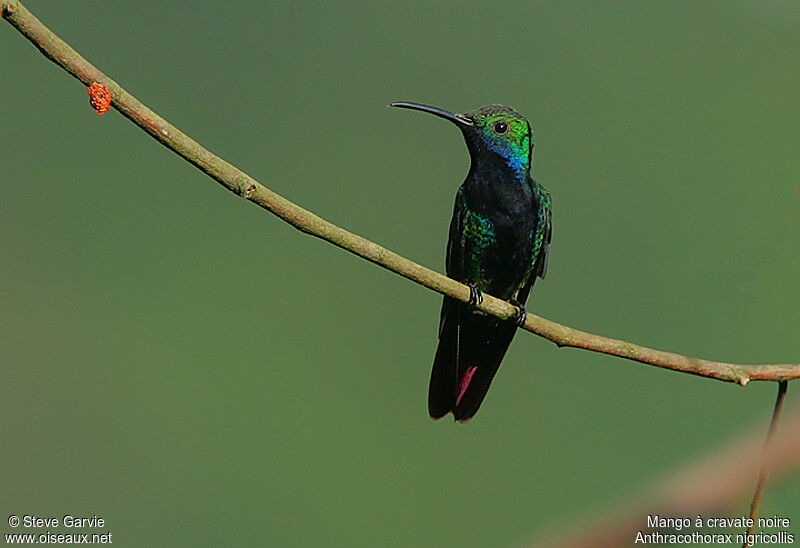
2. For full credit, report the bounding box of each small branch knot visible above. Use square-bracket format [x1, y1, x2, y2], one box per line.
[738, 376, 750, 387]
[3, 1, 18, 16]
[243, 184, 257, 199]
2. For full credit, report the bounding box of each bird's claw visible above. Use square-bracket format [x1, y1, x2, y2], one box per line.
[467, 284, 484, 306]
[509, 299, 527, 327]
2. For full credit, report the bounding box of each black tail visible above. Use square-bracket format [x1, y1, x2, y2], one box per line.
[428, 297, 518, 422]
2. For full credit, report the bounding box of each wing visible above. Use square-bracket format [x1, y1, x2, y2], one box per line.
[445, 190, 468, 280]
[516, 196, 552, 305]
[535, 196, 552, 279]
[436, 190, 468, 338]
[430, 189, 523, 421]
[429, 190, 468, 418]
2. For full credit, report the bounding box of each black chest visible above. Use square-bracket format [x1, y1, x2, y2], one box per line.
[462, 166, 540, 233]
[459, 166, 542, 298]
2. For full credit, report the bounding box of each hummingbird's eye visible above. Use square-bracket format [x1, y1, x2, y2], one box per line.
[493, 121, 509, 135]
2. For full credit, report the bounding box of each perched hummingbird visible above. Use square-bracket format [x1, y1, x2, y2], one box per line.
[390, 101, 552, 422]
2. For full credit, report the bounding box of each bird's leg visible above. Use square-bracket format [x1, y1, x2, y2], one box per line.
[509, 298, 527, 327]
[467, 284, 484, 306]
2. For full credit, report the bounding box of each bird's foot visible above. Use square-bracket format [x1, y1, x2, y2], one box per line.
[467, 284, 484, 307]
[509, 298, 527, 327]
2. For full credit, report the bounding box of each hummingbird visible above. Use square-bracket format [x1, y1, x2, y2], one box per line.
[390, 101, 551, 422]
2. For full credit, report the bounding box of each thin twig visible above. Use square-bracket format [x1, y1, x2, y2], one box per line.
[742, 381, 789, 547]
[536, 401, 800, 547]
[2, 0, 800, 384]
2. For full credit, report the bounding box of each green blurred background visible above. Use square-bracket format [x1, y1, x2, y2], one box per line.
[2, 1, 800, 545]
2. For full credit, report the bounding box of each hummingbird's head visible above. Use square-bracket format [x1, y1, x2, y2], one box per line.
[389, 101, 533, 175]
[464, 104, 533, 174]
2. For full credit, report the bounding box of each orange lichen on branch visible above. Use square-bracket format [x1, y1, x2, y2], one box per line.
[87, 82, 111, 114]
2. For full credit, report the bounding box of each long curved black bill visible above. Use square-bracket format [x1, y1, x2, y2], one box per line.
[389, 101, 473, 127]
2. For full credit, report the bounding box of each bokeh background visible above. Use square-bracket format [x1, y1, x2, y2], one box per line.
[2, 1, 800, 546]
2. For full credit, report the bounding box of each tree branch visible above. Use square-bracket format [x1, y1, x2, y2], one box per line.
[3, 0, 799, 385]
